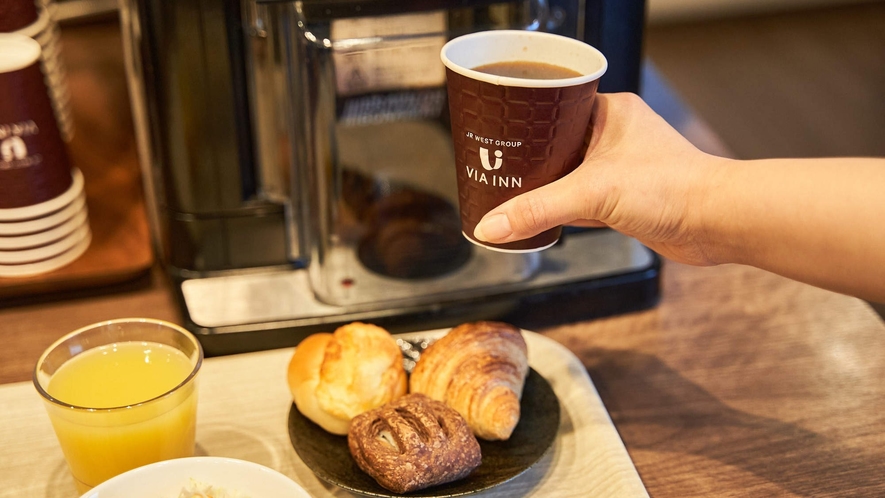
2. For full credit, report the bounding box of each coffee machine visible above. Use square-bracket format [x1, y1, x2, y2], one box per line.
[120, 0, 658, 355]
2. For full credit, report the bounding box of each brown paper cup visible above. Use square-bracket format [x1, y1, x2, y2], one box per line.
[0, 34, 71, 210]
[441, 30, 606, 252]
[0, 0, 39, 33]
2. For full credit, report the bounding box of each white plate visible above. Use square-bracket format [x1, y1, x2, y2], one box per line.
[0, 190, 84, 236]
[0, 221, 89, 264]
[0, 207, 87, 249]
[0, 228, 90, 277]
[79, 457, 312, 498]
[0, 168, 82, 221]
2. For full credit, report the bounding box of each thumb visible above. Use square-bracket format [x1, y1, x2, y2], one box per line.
[473, 176, 584, 244]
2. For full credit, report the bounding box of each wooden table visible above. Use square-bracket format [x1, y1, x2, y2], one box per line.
[2, 19, 885, 498]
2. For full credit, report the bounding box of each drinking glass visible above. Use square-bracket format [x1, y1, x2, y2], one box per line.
[34, 318, 202, 494]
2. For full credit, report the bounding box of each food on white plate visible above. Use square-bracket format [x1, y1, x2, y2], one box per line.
[177, 479, 248, 498]
[287, 322, 408, 435]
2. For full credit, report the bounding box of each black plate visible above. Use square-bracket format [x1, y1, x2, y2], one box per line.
[287, 368, 560, 497]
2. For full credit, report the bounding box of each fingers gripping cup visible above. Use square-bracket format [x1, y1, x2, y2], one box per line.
[33, 319, 203, 494]
[441, 30, 607, 252]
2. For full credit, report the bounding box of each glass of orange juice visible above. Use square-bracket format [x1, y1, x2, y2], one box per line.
[33, 318, 202, 494]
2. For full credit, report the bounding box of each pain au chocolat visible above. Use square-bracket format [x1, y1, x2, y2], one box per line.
[347, 393, 482, 494]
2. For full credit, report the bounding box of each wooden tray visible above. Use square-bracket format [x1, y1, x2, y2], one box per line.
[0, 329, 649, 497]
[0, 157, 153, 299]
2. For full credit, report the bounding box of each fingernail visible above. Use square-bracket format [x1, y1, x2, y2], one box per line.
[474, 213, 512, 242]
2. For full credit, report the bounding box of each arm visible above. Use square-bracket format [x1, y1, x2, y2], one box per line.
[473, 93, 885, 302]
[703, 156, 885, 302]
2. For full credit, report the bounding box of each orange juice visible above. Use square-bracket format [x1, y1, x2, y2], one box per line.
[43, 341, 198, 493]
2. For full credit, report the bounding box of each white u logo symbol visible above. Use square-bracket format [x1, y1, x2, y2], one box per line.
[0, 137, 27, 162]
[480, 147, 503, 171]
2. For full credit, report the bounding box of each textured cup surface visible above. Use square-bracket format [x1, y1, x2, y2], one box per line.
[0, 0, 39, 33]
[0, 34, 71, 209]
[442, 30, 606, 252]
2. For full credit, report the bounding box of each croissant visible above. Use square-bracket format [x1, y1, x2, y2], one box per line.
[409, 321, 529, 440]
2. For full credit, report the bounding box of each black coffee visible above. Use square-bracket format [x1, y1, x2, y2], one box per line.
[472, 61, 582, 79]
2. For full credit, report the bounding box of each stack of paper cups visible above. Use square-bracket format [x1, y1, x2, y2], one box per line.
[0, 34, 90, 278]
[1, 0, 72, 141]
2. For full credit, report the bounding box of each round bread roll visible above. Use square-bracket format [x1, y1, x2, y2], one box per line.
[287, 333, 348, 434]
[287, 323, 407, 435]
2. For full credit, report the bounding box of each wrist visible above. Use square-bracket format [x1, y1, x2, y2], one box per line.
[690, 155, 742, 266]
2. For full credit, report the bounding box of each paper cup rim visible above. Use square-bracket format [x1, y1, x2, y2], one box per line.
[441, 30, 607, 88]
[0, 230, 90, 277]
[0, 222, 89, 263]
[0, 207, 88, 250]
[0, 34, 42, 73]
[35, 24, 58, 43]
[0, 169, 83, 221]
[0, 192, 84, 236]
[9, 7, 50, 39]
[36, 29, 59, 51]
[462, 231, 559, 253]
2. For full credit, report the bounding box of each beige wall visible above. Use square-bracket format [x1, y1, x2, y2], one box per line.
[647, 0, 881, 23]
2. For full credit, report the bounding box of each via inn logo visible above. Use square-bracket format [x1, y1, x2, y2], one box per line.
[467, 146, 522, 189]
[0, 136, 42, 169]
[1, 136, 27, 163]
[480, 147, 503, 171]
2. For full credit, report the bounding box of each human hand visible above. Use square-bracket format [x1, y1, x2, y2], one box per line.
[472, 92, 723, 266]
